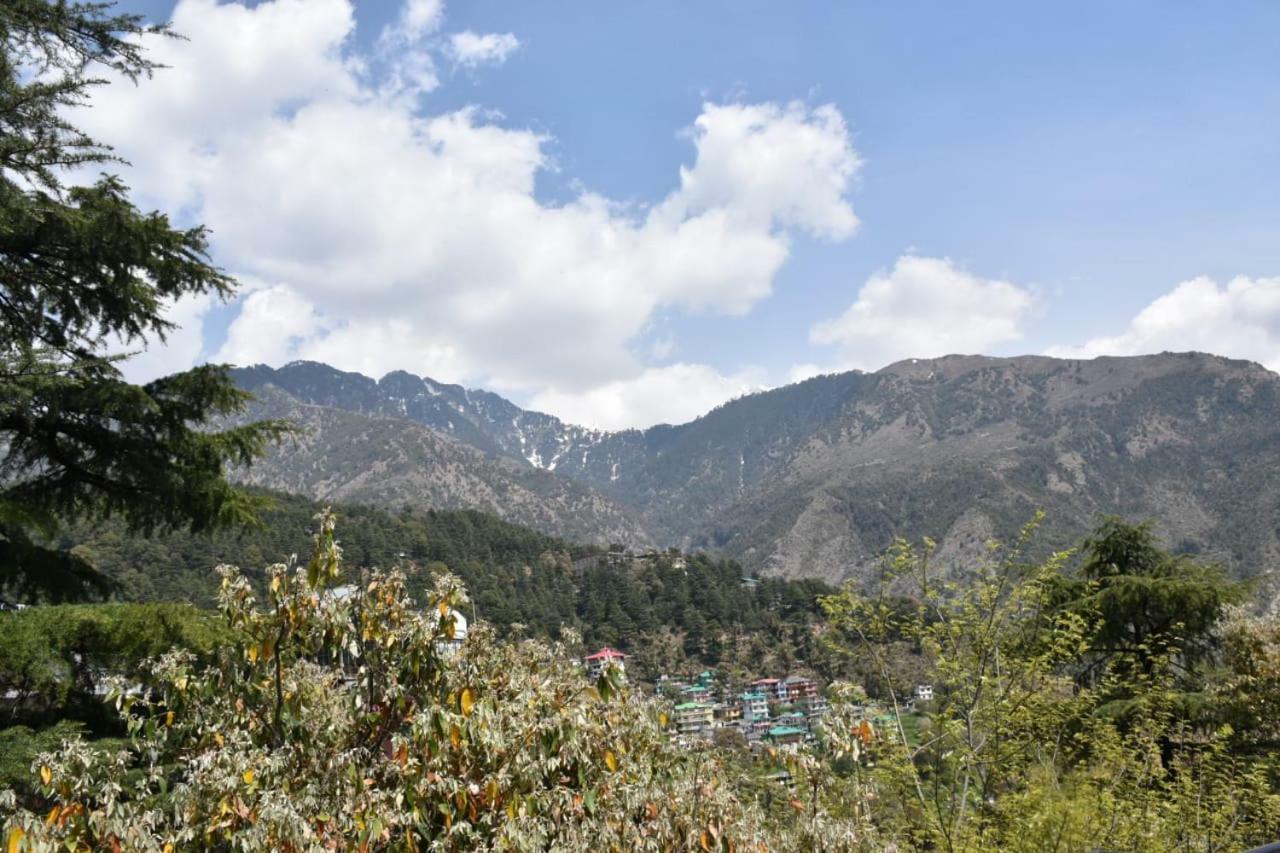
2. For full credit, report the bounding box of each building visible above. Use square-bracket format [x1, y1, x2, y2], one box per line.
[764, 725, 807, 750]
[797, 693, 829, 721]
[713, 702, 742, 726]
[324, 585, 468, 662]
[914, 684, 934, 702]
[749, 677, 783, 701]
[681, 683, 712, 703]
[776, 711, 809, 732]
[782, 675, 818, 701]
[740, 691, 770, 724]
[585, 647, 627, 680]
[674, 702, 715, 737]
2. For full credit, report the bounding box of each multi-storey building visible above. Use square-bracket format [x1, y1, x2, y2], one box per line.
[674, 702, 714, 737]
[585, 647, 627, 680]
[782, 675, 818, 700]
[740, 691, 770, 724]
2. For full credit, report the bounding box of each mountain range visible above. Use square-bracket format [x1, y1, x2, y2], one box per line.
[230, 352, 1280, 583]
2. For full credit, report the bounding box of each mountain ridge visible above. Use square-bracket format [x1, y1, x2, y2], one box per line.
[231, 352, 1280, 583]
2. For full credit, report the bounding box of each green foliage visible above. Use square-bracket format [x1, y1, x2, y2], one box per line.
[818, 515, 1280, 850]
[0, 513, 861, 850]
[0, 0, 288, 602]
[1073, 517, 1243, 670]
[4, 512, 1280, 850]
[59, 489, 832, 674]
[0, 602, 228, 730]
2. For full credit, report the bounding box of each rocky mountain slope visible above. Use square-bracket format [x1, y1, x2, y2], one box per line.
[232, 352, 1280, 583]
[229, 386, 649, 547]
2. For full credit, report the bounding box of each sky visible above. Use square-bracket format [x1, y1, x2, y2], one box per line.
[94, 0, 1280, 429]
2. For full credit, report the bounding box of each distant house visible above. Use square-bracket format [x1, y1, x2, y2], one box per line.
[585, 647, 627, 680]
[740, 691, 770, 724]
[797, 693, 829, 720]
[749, 677, 784, 701]
[782, 675, 818, 701]
[681, 684, 712, 703]
[674, 702, 714, 737]
[714, 702, 743, 725]
[914, 684, 934, 702]
[776, 711, 809, 732]
[764, 725, 807, 750]
[326, 585, 468, 661]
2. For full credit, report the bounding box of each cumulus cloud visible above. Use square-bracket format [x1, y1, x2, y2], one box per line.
[448, 31, 520, 68]
[77, 0, 861, 426]
[115, 293, 216, 385]
[1047, 275, 1280, 370]
[213, 284, 322, 368]
[809, 255, 1036, 371]
[529, 364, 767, 431]
[392, 0, 444, 40]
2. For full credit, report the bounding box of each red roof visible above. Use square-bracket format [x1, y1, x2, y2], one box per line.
[585, 646, 627, 661]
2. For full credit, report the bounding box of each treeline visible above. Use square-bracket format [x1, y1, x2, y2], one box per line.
[55, 489, 832, 673]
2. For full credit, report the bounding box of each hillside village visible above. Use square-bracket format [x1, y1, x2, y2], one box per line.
[580, 646, 931, 755]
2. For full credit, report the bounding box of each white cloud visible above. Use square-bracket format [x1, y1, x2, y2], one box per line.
[448, 31, 520, 68]
[213, 284, 322, 367]
[529, 364, 767, 430]
[809, 255, 1036, 371]
[72, 0, 861, 427]
[1047, 275, 1280, 370]
[116, 293, 216, 384]
[376, 0, 445, 96]
[393, 0, 444, 40]
[662, 102, 860, 242]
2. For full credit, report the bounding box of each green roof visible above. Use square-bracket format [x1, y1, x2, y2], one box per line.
[674, 702, 710, 711]
[766, 726, 806, 738]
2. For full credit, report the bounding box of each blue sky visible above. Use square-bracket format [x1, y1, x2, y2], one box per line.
[104, 0, 1280, 428]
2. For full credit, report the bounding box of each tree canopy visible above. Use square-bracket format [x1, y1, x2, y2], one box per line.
[0, 1, 287, 601]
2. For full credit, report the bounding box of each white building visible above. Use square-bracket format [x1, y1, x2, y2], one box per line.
[584, 647, 628, 680]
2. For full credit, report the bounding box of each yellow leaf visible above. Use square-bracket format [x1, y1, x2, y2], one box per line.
[164, 845, 175, 853]
[460, 687, 475, 717]
[175, 676, 188, 693]
[700, 830, 712, 852]
[659, 712, 669, 728]
[604, 750, 618, 772]
[243, 769, 255, 785]
[45, 805, 60, 827]
[450, 725, 462, 749]
[39, 765, 51, 786]
[165, 711, 175, 727]
[8, 827, 25, 853]
[246, 645, 258, 664]
[438, 601, 448, 617]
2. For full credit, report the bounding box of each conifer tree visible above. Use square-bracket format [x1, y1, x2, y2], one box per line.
[0, 1, 287, 600]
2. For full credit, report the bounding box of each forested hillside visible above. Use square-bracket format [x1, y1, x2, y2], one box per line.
[62, 490, 830, 675]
